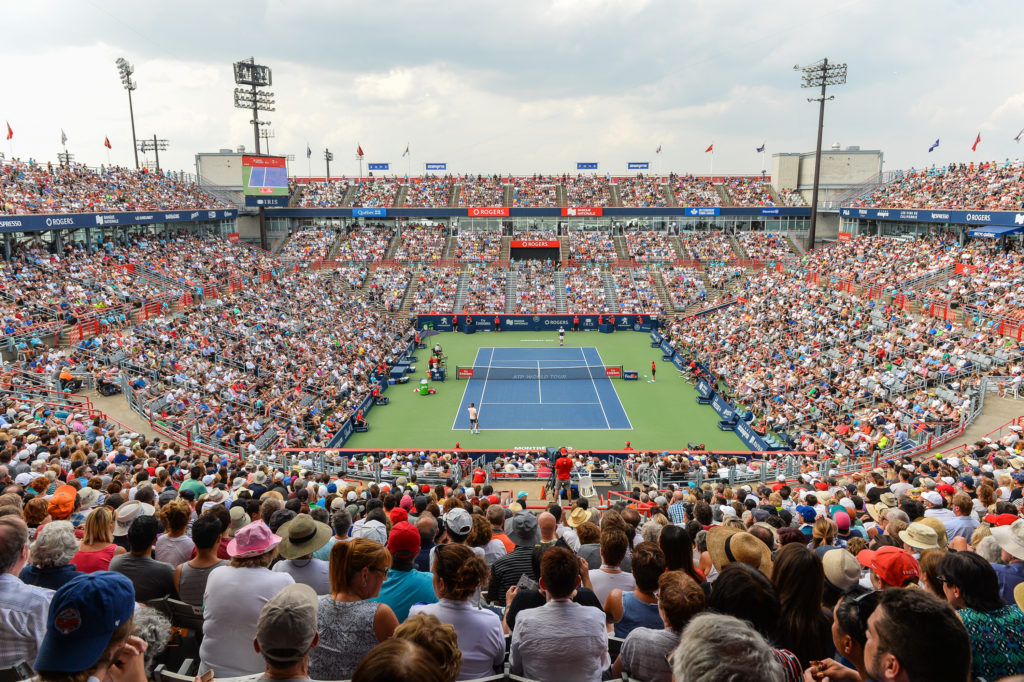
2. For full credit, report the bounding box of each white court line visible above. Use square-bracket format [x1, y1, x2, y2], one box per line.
[479, 347, 494, 429]
[452, 426, 633, 431]
[587, 352, 611, 429]
[537, 360, 542, 404]
[590, 345, 634, 429]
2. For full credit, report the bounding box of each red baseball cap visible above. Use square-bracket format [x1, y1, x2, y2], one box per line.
[857, 546, 919, 587]
[984, 513, 1020, 527]
[387, 521, 421, 559]
[389, 507, 409, 525]
[936, 483, 956, 495]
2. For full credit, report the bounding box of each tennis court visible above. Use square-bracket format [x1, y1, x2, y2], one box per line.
[453, 347, 631, 430]
[247, 165, 289, 190]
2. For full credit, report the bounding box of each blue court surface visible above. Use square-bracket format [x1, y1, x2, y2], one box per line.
[453, 347, 632, 430]
[247, 165, 289, 189]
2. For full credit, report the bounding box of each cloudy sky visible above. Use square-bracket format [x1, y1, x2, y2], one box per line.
[3, 0, 1023, 178]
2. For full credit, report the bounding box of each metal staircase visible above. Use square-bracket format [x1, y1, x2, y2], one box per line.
[555, 271, 567, 314]
[613, 236, 630, 260]
[504, 270, 518, 313]
[601, 268, 618, 311]
[453, 271, 471, 313]
[651, 268, 675, 311]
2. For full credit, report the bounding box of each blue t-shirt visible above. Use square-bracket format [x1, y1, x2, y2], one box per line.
[371, 567, 437, 622]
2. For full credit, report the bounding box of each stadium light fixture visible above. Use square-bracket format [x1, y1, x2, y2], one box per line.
[139, 135, 169, 172]
[233, 57, 275, 155]
[259, 128, 275, 155]
[797, 58, 847, 251]
[324, 149, 334, 181]
[115, 57, 140, 169]
[57, 151, 75, 166]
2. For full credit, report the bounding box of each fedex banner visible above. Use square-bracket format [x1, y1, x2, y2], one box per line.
[425, 163, 447, 171]
[562, 207, 604, 217]
[510, 239, 560, 248]
[468, 207, 509, 217]
[627, 162, 650, 170]
[577, 162, 598, 170]
[0, 209, 237, 233]
[840, 207, 1024, 227]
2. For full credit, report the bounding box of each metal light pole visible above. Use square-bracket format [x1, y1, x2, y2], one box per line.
[324, 149, 334, 181]
[259, 128, 275, 155]
[115, 58, 140, 169]
[796, 58, 847, 251]
[139, 135, 169, 172]
[233, 58, 275, 155]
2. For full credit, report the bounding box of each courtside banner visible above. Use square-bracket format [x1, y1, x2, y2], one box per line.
[604, 367, 622, 378]
[416, 314, 658, 333]
[562, 207, 604, 217]
[425, 163, 447, 171]
[457, 367, 474, 378]
[510, 239, 560, 248]
[227, 232, 240, 242]
[468, 207, 510, 217]
[0, 209, 237, 233]
[837, 232, 852, 241]
[577, 162, 598, 170]
[697, 379, 713, 398]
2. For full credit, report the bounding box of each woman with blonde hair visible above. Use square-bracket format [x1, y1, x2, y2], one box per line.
[308, 538, 398, 681]
[393, 613, 462, 682]
[72, 506, 125, 573]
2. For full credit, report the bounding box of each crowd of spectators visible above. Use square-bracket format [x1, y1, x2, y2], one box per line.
[671, 175, 720, 206]
[349, 179, 401, 208]
[393, 225, 447, 261]
[564, 175, 610, 207]
[680, 231, 737, 262]
[333, 225, 395, 262]
[850, 159, 1024, 210]
[738, 232, 796, 261]
[460, 267, 508, 315]
[403, 177, 455, 208]
[513, 262, 559, 313]
[367, 267, 412, 312]
[722, 177, 776, 206]
[616, 176, 668, 208]
[0, 160, 228, 215]
[780, 188, 806, 206]
[458, 176, 507, 207]
[279, 228, 336, 262]
[623, 230, 679, 261]
[298, 180, 352, 208]
[512, 176, 559, 208]
[564, 266, 609, 313]
[454, 230, 502, 262]
[659, 266, 706, 311]
[611, 268, 664, 314]
[568, 232, 618, 262]
[408, 267, 460, 314]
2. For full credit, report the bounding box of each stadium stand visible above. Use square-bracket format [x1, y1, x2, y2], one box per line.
[512, 175, 559, 207]
[403, 176, 455, 208]
[848, 159, 1024, 210]
[454, 230, 502, 262]
[564, 174, 611, 207]
[616, 175, 669, 207]
[458, 175, 507, 207]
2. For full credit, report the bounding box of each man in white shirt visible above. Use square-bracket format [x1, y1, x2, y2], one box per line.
[0, 516, 54, 668]
[510, 547, 610, 682]
[587, 529, 635, 607]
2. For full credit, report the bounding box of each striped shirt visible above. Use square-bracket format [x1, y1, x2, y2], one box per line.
[0, 573, 53, 668]
[487, 546, 536, 606]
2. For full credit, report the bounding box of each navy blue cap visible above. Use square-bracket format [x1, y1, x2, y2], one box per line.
[959, 475, 975, 488]
[35, 572, 136, 672]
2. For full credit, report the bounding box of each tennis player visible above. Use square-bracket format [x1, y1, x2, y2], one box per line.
[558, 326, 565, 346]
[467, 402, 480, 434]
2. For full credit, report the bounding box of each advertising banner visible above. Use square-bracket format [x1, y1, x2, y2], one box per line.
[510, 239, 560, 248]
[839, 207, 1024, 227]
[0, 209, 237, 234]
[245, 196, 289, 207]
[627, 162, 650, 170]
[353, 208, 387, 217]
[468, 207, 510, 217]
[604, 367, 622, 378]
[684, 207, 720, 217]
[416, 314, 658, 333]
[697, 379, 713, 398]
[837, 231, 852, 241]
[562, 207, 604, 217]
[577, 162, 598, 170]
[425, 163, 447, 171]
[227, 232, 240, 242]
[457, 367, 474, 378]
[367, 163, 389, 171]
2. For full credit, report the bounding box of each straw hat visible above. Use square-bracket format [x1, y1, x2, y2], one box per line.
[567, 507, 590, 528]
[915, 517, 948, 549]
[707, 526, 773, 578]
[898, 522, 940, 551]
[277, 515, 332, 560]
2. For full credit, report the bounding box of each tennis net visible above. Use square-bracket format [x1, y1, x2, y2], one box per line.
[455, 365, 622, 380]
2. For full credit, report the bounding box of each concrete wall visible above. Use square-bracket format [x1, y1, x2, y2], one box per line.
[771, 149, 884, 204]
[196, 153, 243, 189]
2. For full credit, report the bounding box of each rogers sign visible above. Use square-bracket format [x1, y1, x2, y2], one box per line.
[468, 207, 509, 217]
[510, 240, 560, 248]
[561, 207, 604, 217]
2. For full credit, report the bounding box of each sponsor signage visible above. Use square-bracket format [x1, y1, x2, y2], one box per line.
[685, 207, 720, 217]
[697, 379, 713, 398]
[0, 209, 238, 234]
[457, 367, 474, 378]
[510, 239, 560, 248]
[468, 207, 509, 217]
[425, 163, 447, 171]
[604, 367, 622, 378]
[627, 162, 649, 170]
[353, 208, 387, 217]
[562, 207, 604, 217]
[760, 208, 781, 215]
[577, 162, 598, 170]
[839, 207, 1024, 227]
[416, 314, 658, 333]
[367, 163, 390, 171]
[227, 232, 240, 243]
[837, 231, 852, 242]
[245, 195, 289, 207]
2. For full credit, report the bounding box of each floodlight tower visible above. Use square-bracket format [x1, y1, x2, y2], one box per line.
[233, 57, 275, 155]
[115, 57, 140, 169]
[259, 128, 275, 155]
[795, 58, 847, 251]
[139, 135, 169, 172]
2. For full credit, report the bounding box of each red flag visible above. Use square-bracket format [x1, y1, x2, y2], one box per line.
[356, 145, 364, 157]
[5, 122, 11, 140]
[104, 136, 112, 150]
[971, 132, 980, 151]
[705, 144, 714, 153]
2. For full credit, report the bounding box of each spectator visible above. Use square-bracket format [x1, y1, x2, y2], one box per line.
[488, 512, 540, 606]
[605, 540, 664, 637]
[392, 613, 462, 682]
[671, 613, 784, 682]
[0, 516, 53, 668]
[350, 638, 446, 682]
[771, 543, 833, 669]
[857, 545, 920, 589]
[611, 570, 705, 682]
[659, 523, 705, 583]
[308, 538, 397, 681]
[937, 550, 1024, 680]
[20, 520, 79, 590]
[372, 520, 436, 622]
[862, 587, 971, 682]
[273, 515, 333, 595]
[199, 521, 294, 677]
[108, 515, 176, 602]
[990, 517, 1024, 604]
[33, 572, 147, 682]
[72, 506, 125, 573]
[251, 583, 320, 682]
[173, 513, 226, 608]
[410, 542, 503, 679]
[154, 498, 194, 566]
[588, 528, 635, 607]
[509, 547, 610, 682]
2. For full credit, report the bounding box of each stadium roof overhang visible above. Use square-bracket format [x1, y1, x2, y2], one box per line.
[967, 224, 1024, 238]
